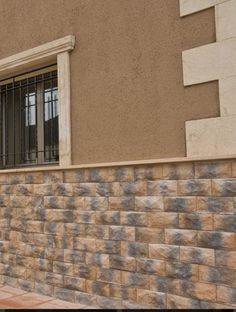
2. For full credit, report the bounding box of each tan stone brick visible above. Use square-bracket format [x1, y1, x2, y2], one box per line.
[197, 197, 234, 214]
[163, 163, 194, 180]
[90, 167, 116, 183]
[136, 227, 164, 244]
[54, 287, 75, 302]
[44, 171, 63, 183]
[64, 197, 85, 210]
[9, 173, 25, 184]
[64, 249, 85, 264]
[167, 294, 200, 309]
[15, 184, 34, 196]
[178, 179, 211, 196]
[121, 181, 147, 196]
[195, 161, 231, 179]
[110, 284, 137, 301]
[137, 258, 165, 276]
[214, 215, 236, 232]
[120, 212, 147, 226]
[215, 250, 236, 269]
[74, 291, 97, 306]
[121, 241, 148, 258]
[97, 296, 122, 309]
[84, 224, 109, 239]
[86, 253, 109, 268]
[44, 222, 65, 234]
[212, 179, 236, 196]
[74, 264, 97, 279]
[109, 182, 124, 196]
[179, 213, 213, 230]
[109, 226, 135, 241]
[134, 165, 163, 181]
[96, 211, 120, 225]
[164, 196, 196, 212]
[180, 246, 215, 265]
[149, 244, 179, 261]
[44, 196, 64, 209]
[0, 195, 11, 207]
[148, 212, 178, 228]
[35, 282, 53, 297]
[165, 229, 198, 246]
[33, 184, 53, 196]
[74, 238, 96, 252]
[115, 167, 134, 182]
[64, 223, 85, 236]
[53, 183, 73, 196]
[86, 280, 110, 296]
[199, 265, 236, 287]
[0, 174, 9, 184]
[26, 221, 44, 233]
[137, 289, 166, 308]
[110, 255, 136, 272]
[84, 197, 108, 210]
[25, 172, 44, 184]
[54, 235, 73, 249]
[96, 239, 120, 255]
[198, 231, 235, 250]
[33, 258, 52, 272]
[53, 261, 73, 275]
[97, 268, 121, 284]
[217, 285, 236, 305]
[10, 196, 31, 208]
[166, 262, 198, 281]
[109, 197, 134, 211]
[45, 272, 63, 286]
[121, 272, 149, 289]
[72, 183, 97, 197]
[18, 279, 34, 292]
[44, 247, 64, 261]
[64, 169, 90, 183]
[0, 184, 15, 194]
[135, 196, 163, 212]
[64, 276, 86, 292]
[147, 180, 177, 196]
[45, 209, 73, 222]
[74, 211, 96, 224]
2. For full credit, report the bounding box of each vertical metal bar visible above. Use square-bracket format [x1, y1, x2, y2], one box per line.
[27, 79, 30, 161]
[19, 82, 22, 164]
[13, 78, 15, 167]
[50, 74, 54, 162]
[37, 80, 44, 164]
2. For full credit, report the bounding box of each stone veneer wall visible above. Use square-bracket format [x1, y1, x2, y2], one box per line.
[0, 160, 235, 309]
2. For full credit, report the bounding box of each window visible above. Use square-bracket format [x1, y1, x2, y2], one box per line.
[0, 65, 59, 168]
[0, 35, 75, 168]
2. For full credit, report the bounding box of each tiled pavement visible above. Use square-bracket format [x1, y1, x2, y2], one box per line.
[0, 285, 98, 309]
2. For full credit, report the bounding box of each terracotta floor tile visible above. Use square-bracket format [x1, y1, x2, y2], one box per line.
[19, 292, 54, 302]
[0, 285, 27, 296]
[0, 291, 15, 300]
[0, 296, 45, 308]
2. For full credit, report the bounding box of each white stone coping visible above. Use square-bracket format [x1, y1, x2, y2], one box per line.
[0, 154, 235, 174]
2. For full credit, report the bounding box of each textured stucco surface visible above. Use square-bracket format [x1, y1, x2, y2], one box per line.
[0, 0, 219, 164]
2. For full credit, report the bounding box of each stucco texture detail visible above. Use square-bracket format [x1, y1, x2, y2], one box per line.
[0, 0, 219, 164]
[0, 161, 235, 308]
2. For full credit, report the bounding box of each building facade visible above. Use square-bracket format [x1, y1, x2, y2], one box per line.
[0, 0, 235, 309]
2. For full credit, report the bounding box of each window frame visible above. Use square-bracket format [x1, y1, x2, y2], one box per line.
[0, 35, 75, 167]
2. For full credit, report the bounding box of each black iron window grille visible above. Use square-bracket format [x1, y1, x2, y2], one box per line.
[0, 65, 59, 169]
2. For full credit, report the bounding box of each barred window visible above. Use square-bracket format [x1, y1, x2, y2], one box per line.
[0, 65, 59, 168]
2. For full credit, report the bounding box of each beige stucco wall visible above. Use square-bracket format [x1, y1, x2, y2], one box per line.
[0, 0, 219, 164]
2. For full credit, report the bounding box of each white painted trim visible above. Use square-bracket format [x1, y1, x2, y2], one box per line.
[0, 36, 75, 78]
[0, 36, 75, 167]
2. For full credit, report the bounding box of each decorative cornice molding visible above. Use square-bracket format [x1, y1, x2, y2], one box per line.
[0, 35, 75, 76]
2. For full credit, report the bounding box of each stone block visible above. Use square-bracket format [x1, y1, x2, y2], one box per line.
[212, 179, 236, 196]
[110, 284, 137, 301]
[121, 241, 148, 257]
[121, 272, 149, 288]
[96, 211, 120, 225]
[134, 165, 162, 181]
[86, 280, 110, 296]
[148, 212, 178, 228]
[74, 211, 96, 224]
[45, 209, 73, 223]
[86, 253, 109, 268]
[120, 212, 147, 226]
[74, 264, 97, 279]
[96, 296, 122, 309]
[54, 287, 75, 302]
[121, 181, 147, 196]
[35, 282, 54, 297]
[64, 249, 85, 264]
[53, 183, 73, 196]
[166, 262, 198, 281]
[197, 196, 234, 214]
[178, 180, 211, 196]
[64, 169, 89, 183]
[44, 196, 64, 209]
[33, 184, 53, 196]
[84, 197, 108, 211]
[90, 168, 116, 182]
[180, 246, 215, 266]
[26, 221, 44, 233]
[115, 167, 134, 182]
[110, 255, 136, 272]
[109, 197, 134, 211]
[199, 265, 236, 287]
[167, 294, 200, 309]
[165, 229, 198, 246]
[18, 279, 34, 292]
[34, 258, 52, 272]
[53, 235, 73, 249]
[198, 231, 235, 250]
[149, 244, 179, 261]
[96, 182, 113, 197]
[135, 196, 164, 212]
[163, 163, 194, 180]
[44, 222, 65, 234]
[179, 213, 213, 230]
[147, 180, 177, 196]
[74, 291, 97, 306]
[164, 196, 196, 212]
[9, 174, 25, 185]
[135, 227, 164, 244]
[195, 161, 231, 179]
[44, 171, 63, 183]
[215, 250, 236, 269]
[64, 223, 85, 236]
[214, 215, 236, 232]
[97, 268, 121, 284]
[217, 285, 236, 305]
[96, 240, 120, 255]
[72, 183, 97, 196]
[64, 276, 86, 292]
[53, 261, 73, 275]
[84, 224, 109, 239]
[137, 258, 165, 275]
[109, 226, 135, 241]
[45, 272, 64, 286]
[137, 289, 166, 308]
[15, 184, 34, 196]
[74, 238, 96, 252]
[44, 248, 64, 261]
[64, 197, 85, 210]
[25, 172, 44, 184]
